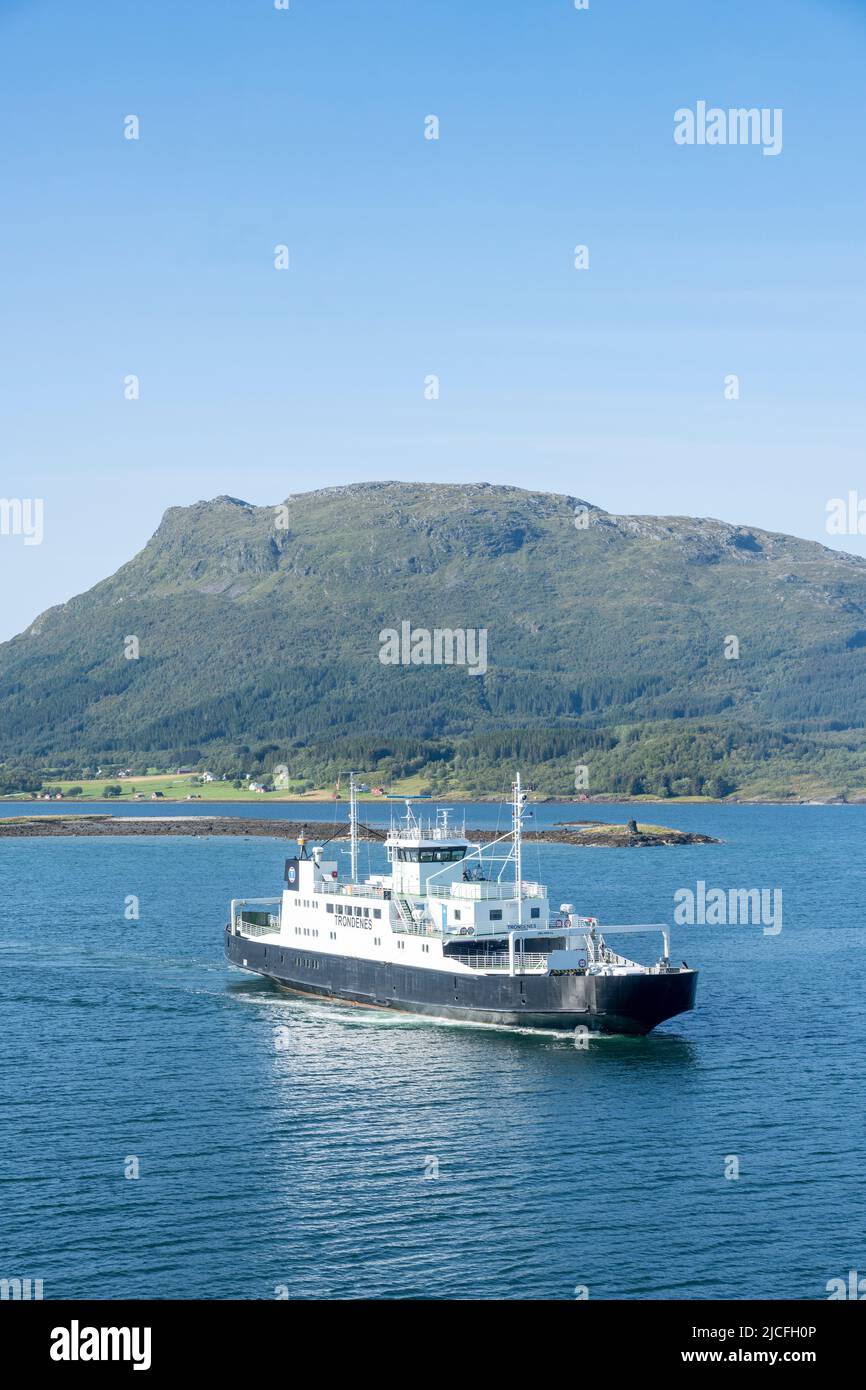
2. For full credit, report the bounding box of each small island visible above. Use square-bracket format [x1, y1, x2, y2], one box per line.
[0, 815, 718, 846]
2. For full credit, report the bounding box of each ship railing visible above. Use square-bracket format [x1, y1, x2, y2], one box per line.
[385, 827, 467, 843]
[582, 924, 673, 965]
[316, 881, 389, 899]
[238, 917, 279, 938]
[426, 881, 546, 902]
[463, 952, 548, 973]
[230, 897, 282, 936]
[392, 918, 441, 937]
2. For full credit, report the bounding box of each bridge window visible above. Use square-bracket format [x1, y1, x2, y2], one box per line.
[395, 847, 467, 863]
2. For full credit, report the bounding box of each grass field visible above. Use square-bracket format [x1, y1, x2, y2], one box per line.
[1, 773, 438, 803]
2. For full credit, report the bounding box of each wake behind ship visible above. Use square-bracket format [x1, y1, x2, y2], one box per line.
[225, 777, 697, 1035]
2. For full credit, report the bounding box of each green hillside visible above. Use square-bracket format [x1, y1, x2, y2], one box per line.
[2, 481, 866, 799]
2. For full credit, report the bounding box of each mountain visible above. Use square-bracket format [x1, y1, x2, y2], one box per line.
[2, 481, 866, 798]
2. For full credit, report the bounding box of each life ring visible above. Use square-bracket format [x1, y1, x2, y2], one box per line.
[578, 958, 587, 967]
[555, 917, 564, 928]
[466, 926, 474, 936]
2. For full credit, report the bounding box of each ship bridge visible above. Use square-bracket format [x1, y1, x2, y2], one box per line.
[385, 805, 472, 897]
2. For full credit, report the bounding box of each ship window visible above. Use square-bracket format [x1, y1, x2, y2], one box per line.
[453, 910, 461, 921]
[373, 909, 381, 919]
[326, 903, 334, 914]
[489, 909, 503, 921]
[530, 907, 540, 919]
[363, 907, 369, 918]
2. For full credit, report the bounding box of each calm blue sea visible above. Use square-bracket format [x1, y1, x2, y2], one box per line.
[1, 801, 863, 1300]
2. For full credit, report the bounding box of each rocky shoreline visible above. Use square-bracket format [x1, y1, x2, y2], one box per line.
[0, 815, 718, 847]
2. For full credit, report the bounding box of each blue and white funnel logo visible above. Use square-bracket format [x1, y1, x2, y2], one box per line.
[284, 857, 300, 890]
[288, 866, 296, 884]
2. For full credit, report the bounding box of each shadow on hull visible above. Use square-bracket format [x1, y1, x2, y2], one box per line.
[225, 930, 697, 1036]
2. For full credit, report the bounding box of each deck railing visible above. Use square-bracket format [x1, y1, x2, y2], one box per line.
[236, 913, 280, 937]
[458, 951, 548, 972]
[426, 880, 546, 902]
[392, 919, 439, 937]
[316, 881, 389, 899]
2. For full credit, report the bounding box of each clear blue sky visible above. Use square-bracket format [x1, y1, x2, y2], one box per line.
[1, 0, 864, 641]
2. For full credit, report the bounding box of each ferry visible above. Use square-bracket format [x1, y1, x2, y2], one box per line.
[225, 776, 698, 1035]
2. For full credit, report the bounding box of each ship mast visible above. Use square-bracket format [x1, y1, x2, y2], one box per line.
[512, 773, 526, 926]
[349, 771, 358, 883]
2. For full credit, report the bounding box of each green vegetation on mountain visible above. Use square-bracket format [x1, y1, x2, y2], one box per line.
[2, 481, 866, 799]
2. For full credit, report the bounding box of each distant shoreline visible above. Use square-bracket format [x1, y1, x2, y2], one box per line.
[0, 814, 719, 847]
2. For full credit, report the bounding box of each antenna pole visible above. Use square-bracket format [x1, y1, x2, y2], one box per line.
[349, 772, 358, 883]
[512, 773, 525, 925]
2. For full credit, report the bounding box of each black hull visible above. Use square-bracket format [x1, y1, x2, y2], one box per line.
[225, 929, 697, 1035]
